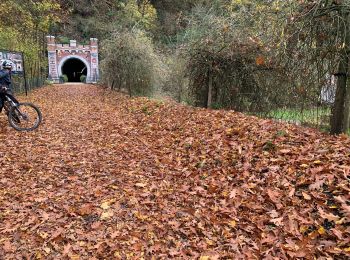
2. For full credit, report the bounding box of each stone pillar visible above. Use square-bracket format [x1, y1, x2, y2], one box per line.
[70, 40, 77, 47]
[90, 38, 99, 83]
[46, 36, 59, 83]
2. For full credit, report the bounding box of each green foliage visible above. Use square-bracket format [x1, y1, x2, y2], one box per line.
[57, 36, 70, 44]
[80, 75, 87, 83]
[45, 79, 54, 85]
[122, 0, 158, 31]
[101, 29, 164, 96]
[54, 0, 158, 41]
[177, 3, 272, 110]
[160, 51, 189, 102]
[0, 0, 61, 91]
[60, 74, 68, 83]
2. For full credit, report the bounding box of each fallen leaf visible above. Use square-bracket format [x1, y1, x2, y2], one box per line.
[63, 243, 71, 255]
[3, 241, 13, 253]
[228, 220, 236, 228]
[318, 207, 340, 221]
[280, 149, 291, 154]
[135, 183, 147, 188]
[78, 204, 94, 215]
[100, 211, 114, 220]
[100, 201, 111, 210]
[270, 217, 284, 226]
[318, 226, 326, 235]
[302, 192, 311, 200]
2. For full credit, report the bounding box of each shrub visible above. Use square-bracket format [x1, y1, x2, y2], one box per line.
[176, 4, 287, 112]
[60, 74, 68, 83]
[101, 29, 164, 97]
[161, 51, 189, 103]
[80, 75, 87, 83]
[45, 79, 54, 85]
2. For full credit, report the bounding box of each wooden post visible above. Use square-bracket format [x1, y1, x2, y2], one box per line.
[207, 62, 213, 108]
[331, 10, 350, 134]
[22, 52, 28, 96]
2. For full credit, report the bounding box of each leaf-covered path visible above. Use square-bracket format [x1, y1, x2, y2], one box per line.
[0, 84, 349, 259]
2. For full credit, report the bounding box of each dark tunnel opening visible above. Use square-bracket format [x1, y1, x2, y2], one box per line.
[61, 58, 87, 82]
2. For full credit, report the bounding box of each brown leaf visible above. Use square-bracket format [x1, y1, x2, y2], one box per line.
[91, 222, 101, 229]
[78, 204, 94, 216]
[318, 207, 340, 221]
[280, 149, 291, 154]
[229, 189, 237, 199]
[135, 183, 147, 188]
[63, 243, 72, 255]
[288, 187, 295, 197]
[267, 189, 281, 203]
[335, 196, 350, 218]
[3, 241, 14, 253]
[331, 228, 343, 240]
[302, 192, 311, 200]
[270, 216, 284, 226]
[50, 228, 64, 241]
[309, 179, 325, 190]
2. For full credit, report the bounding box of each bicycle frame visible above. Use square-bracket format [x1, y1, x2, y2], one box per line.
[3, 94, 17, 112]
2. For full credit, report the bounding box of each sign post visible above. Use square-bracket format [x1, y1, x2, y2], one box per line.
[21, 52, 28, 96]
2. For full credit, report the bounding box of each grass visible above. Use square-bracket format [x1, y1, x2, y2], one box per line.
[257, 107, 332, 132]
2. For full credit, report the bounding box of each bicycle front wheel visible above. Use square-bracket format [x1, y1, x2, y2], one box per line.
[8, 103, 42, 131]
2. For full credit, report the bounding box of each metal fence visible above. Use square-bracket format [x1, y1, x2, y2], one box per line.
[12, 75, 46, 95]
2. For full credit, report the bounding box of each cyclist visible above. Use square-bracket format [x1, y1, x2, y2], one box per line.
[0, 60, 19, 113]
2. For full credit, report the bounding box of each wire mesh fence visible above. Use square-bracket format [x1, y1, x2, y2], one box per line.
[219, 88, 335, 133]
[12, 75, 46, 95]
[256, 105, 333, 133]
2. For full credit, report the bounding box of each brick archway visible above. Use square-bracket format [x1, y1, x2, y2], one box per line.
[46, 36, 99, 83]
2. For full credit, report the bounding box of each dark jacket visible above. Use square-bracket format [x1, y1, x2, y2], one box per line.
[0, 69, 12, 89]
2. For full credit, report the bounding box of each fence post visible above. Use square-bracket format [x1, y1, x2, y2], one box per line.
[22, 52, 28, 96]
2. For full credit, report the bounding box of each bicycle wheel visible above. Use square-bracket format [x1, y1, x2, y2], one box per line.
[8, 102, 42, 131]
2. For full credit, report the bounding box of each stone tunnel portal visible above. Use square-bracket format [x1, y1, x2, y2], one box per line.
[46, 36, 99, 83]
[61, 58, 87, 82]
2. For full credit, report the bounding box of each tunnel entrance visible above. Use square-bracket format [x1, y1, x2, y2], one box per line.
[61, 58, 87, 82]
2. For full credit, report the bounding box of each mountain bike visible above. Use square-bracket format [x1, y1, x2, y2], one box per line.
[1, 87, 42, 131]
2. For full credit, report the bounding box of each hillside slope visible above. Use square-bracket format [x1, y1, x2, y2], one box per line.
[0, 84, 349, 258]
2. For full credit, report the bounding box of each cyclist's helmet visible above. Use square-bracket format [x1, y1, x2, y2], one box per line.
[2, 60, 14, 69]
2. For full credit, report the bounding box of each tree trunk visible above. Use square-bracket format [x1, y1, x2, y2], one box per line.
[342, 76, 350, 133]
[177, 80, 182, 103]
[207, 62, 213, 108]
[330, 10, 350, 134]
[330, 54, 348, 134]
[111, 80, 115, 90]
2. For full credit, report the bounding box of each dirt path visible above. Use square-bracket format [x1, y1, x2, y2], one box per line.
[0, 84, 349, 259]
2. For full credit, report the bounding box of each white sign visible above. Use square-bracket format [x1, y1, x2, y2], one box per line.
[0, 50, 24, 74]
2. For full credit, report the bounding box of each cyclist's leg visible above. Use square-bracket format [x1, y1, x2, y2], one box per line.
[4, 92, 20, 122]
